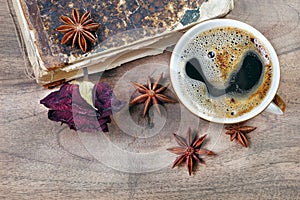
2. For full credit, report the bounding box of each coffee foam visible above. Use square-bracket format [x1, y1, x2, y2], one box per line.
[178, 27, 273, 118]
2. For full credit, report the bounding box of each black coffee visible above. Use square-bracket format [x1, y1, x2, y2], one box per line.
[186, 58, 227, 97]
[226, 51, 264, 94]
[186, 51, 264, 97]
[178, 27, 273, 118]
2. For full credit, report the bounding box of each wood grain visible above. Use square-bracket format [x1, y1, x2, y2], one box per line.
[1, 0, 300, 199]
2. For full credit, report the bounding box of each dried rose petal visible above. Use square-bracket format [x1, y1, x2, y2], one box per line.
[93, 82, 125, 116]
[40, 84, 73, 110]
[40, 82, 125, 132]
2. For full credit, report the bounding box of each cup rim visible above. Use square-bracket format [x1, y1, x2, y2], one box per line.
[170, 18, 280, 124]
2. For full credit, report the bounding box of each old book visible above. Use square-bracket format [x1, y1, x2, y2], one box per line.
[12, 0, 234, 87]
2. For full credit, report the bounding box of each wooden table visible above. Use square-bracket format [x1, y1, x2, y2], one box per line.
[1, 0, 299, 199]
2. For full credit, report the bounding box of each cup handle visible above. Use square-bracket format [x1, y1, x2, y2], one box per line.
[265, 94, 286, 115]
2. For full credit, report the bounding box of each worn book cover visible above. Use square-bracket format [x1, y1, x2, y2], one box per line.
[12, 0, 234, 87]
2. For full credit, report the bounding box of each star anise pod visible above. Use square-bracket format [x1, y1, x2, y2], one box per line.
[225, 124, 257, 147]
[167, 128, 216, 176]
[56, 8, 100, 52]
[129, 73, 177, 116]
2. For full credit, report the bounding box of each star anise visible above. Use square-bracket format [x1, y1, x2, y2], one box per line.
[129, 73, 177, 116]
[225, 124, 257, 147]
[56, 8, 100, 52]
[167, 128, 216, 176]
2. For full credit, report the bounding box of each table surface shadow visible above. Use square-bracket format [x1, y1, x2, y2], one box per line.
[1, 0, 299, 199]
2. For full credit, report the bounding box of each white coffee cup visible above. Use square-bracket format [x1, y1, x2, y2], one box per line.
[170, 19, 286, 124]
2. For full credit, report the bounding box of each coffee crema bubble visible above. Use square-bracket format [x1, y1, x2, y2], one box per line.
[178, 27, 273, 118]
